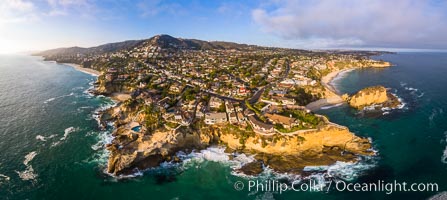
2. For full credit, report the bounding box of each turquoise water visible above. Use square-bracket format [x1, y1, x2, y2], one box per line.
[317, 52, 447, 199]
[0, 53, 446, 199]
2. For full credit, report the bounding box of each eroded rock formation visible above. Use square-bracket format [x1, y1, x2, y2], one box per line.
[347, 86, 399, 110]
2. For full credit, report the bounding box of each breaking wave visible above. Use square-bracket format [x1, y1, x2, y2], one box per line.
[442, 131, 447, 164]
[361, 93, 406, 115]
[60, 127, 77, 141]
[402, 84, 425, 100]
[0, 174, 10, 184]
[23, 151, 37, 166]
[84, 130, 114, 172]
[35, 134, 57, 142]
[85, 98, 117, 165]
[71, 86, 84, 91]
[320, 103, 344, 110]
[178, 147, 256, 172]
[15, 151, 38, 181]
[175, 146, 375, 188]
[326, 159, 376, 181]
[43, 92, 75, 104]
[95, 141, 376, 188]
[91, 131, 113, 151]
[43, 97, 55, 104]
[50, 127, 79, 147]
[428, 191, 447, 200]
[92, 100, 117, 130]
[404, 87, 418, 92]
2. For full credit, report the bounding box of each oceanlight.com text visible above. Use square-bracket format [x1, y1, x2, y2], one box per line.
[233, 179, 439, 194]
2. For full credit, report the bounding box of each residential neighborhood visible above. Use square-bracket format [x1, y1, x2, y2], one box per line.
[39, 34, 389, 136]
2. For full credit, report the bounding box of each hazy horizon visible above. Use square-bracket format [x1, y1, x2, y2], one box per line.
[1, 0, 447, 53]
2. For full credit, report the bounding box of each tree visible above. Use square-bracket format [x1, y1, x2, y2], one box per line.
[217, 103, 226, 112]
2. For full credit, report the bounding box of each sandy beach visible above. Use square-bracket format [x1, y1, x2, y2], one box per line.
[306, 69, 353, 111]
[64, 63, 101, 76]
[321, 69, 353, 94]
[63, 63, 130, 102]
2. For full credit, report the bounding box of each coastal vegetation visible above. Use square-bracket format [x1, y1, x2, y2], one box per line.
[36, 34, 387, 176]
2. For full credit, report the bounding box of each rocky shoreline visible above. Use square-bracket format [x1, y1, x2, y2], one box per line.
[306, 61, 392, 111]
[81, 59, 392, 177]
[96, 98, 374, 176]
[344, 85, 402, 111]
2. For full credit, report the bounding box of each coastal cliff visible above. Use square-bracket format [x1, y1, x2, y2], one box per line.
[104, 103, 219, 175]
[220, 125, 371, 156]
[346, 86, 400, 110]
[106, 126, 219, 175]
[104, 103, 373, 175]
[95, 77, 133, 95]
[220, 124, 373, 174]
[366, 61, 392, 68]
[36, 34, 394, 179]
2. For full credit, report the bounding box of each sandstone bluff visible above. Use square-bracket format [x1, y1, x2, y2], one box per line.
[104, 103, 373, 176]
[345, 85, 400, 110]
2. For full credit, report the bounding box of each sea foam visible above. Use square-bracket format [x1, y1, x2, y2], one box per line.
[23, 151, 37, 166]
[320, 103, 344, 110]
[178, 146, 376, 185]
[178, 147, 256, 171]
[15, 151, 38, 181]
[16, 166, 38, 181]
[43, 92, 75, 104]
[0, 174, 10, 184]
[60, 127, 77, 141]
[50, 127, 79, 147]
[442, 131, 447, 164]
[98, 144, 376, 186]
[35, 134, 57, 142]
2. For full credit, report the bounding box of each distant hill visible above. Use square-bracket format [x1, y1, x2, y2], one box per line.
[34, 34, 264, 57]
[141, 34, 256, 50]
[34, 34, 390, 59]
[34, 40, 145, 57]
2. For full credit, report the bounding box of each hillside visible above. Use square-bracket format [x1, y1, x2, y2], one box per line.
[34, 40, 145, 57]
[34, 34, 264, 58]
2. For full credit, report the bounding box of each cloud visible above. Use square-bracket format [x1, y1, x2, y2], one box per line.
[46, 0, 96, 18]
[0, 0, 37, 25]
[252, 0, 447, 49]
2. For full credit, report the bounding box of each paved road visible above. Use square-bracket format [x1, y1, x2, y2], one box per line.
[248, 60, 290, 104]
[159, 59, 290, 106]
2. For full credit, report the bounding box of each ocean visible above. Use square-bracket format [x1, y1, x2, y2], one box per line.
[0, 53, 446, 199]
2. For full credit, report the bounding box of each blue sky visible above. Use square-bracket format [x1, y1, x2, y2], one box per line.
[1, 0, 447, 53]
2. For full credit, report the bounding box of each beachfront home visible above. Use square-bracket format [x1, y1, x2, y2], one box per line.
[209, 96, 224, 108]
[229, 112, 238, 124]
[265, 113, 299, 129]
[272, 96, 296, 105]
[248, 116, 274, 134]
[204, 112, 228, 125]
[268, 90, 287, 97]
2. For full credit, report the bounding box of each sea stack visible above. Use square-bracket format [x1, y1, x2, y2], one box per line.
[347, 86, 399, 110]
